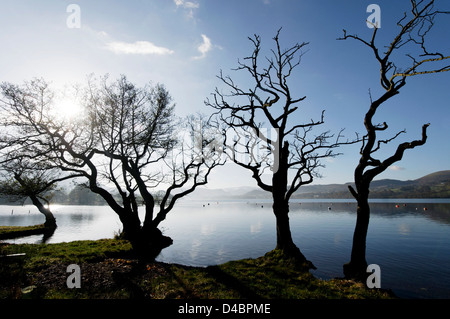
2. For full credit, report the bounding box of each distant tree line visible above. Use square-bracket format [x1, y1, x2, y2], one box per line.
[0, 184, 173, 206]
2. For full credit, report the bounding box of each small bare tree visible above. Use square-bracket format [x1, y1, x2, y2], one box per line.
[208, 29, 357, 268]
[0, 161, 80, 229]
[338, 0, 450, 279]
[0, 170, 57, 228]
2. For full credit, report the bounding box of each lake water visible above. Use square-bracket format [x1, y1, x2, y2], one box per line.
[1, 198, 450, 299]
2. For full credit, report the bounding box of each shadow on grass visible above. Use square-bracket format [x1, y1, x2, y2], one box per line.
[206, 265, 262, 299]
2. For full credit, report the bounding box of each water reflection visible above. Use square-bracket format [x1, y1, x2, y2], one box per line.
[0, 205, 119, 244]
[250, 221, 263, 234]
[397, 223, 412, 236]
[68, 213, 95, 223]
[200, 223, 217, 236]
[289, 201, 450, 225]
[0, 214, 44, 227]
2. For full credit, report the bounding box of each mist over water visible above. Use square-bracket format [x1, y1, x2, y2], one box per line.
[1, 198, 450, 299]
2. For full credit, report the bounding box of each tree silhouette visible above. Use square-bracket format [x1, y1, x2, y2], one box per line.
[338, 0, 450, 279]
[208, 29, 357, 268]
[0, 141, 83, 230]
[0, 168, 59, 228]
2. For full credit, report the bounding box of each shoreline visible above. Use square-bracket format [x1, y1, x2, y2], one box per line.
[0, 224, 55, 240]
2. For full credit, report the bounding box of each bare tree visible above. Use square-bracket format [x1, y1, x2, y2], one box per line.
[338, 0, 450, 279]
[0, 75, 223, 257]
[0, 168, 56, 228]
[207, 29, 357, 268]
[0, 161, 83, 229]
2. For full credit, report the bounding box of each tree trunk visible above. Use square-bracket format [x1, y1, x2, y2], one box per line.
[142, 225, 173, 258]
[119, 211, 141, 242]
[274, 203, 297, 252]
[343, 193, 370, 280]
[271, 141, 315, 270]
[272, 199, 315, 270]
[29, 194, 57, 229]
[119, 207, 173, 260]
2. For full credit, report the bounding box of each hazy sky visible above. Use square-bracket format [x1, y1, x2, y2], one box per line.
[0, 0, 449, 189]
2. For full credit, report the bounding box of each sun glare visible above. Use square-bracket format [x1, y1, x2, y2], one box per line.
[54, 98, 82, 120]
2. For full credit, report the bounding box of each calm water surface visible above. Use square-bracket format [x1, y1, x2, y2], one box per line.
[1, 198, 449, 299]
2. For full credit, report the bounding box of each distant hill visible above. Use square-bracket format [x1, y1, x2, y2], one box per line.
[294, 170, 450, 199]
[363, 170, 450, 199]
[414, 170, 450, 185]
[187, 170, 450, 200]
[186, 186, 259, 200]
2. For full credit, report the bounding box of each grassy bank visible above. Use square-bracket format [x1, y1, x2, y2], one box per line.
[0, 238, 395, 299]
[0, 224, 51, 240]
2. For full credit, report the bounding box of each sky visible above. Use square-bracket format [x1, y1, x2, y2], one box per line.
[0, 0, 449, 190]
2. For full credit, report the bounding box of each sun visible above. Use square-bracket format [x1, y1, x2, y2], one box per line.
[54, 98, 82, 120]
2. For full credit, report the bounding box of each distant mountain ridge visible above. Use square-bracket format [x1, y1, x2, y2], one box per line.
[187, 170, 450, 200]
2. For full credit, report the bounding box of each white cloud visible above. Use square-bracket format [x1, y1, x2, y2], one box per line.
[97, 30, 109, 38]
[184, 1, 200, 9]
[389, 165, 405, 171]
[83, 27, 174, 56]
[174, 0, 199, 8]
[105, 40, 174, 55]
[174, 0, 199, 19]
[193, 34, 212, 60]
